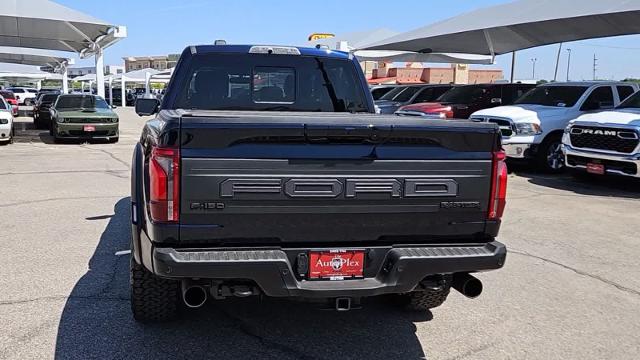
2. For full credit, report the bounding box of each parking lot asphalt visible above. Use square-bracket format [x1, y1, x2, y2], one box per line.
[1, 108, 639, 360]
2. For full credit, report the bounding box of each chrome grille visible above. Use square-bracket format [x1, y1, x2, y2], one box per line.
[472, 117, 514, 137]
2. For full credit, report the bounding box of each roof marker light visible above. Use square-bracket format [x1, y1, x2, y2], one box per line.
[249, 46, 301, 55]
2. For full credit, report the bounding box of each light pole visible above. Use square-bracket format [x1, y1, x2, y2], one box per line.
[566, 49, 572, 82]
[530, 58, 537, 79]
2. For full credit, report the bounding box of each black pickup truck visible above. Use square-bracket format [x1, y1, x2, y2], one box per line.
[130, 44, 508, 322]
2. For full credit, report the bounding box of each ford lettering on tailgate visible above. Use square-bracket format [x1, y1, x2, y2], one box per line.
[220, 177, 458, 199]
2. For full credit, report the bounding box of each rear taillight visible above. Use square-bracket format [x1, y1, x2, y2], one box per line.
[488, 150, 508, 220]
[149, 147, 180, 223]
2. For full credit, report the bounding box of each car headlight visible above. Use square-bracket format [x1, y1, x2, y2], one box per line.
[515, 122, 542, 135]
[0, 118, 8, 124]
[57, 117, 66, 123]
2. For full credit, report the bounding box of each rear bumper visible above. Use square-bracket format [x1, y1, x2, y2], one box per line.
[150, 242, 507, 298]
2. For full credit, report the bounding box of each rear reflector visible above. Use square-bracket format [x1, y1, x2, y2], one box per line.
[488, 150, 507, 220]
[149, 147, 180, 223]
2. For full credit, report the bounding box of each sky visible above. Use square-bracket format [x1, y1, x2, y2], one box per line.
[6, 0, 640, 81]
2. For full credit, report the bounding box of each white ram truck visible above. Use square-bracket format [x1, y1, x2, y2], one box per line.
[563, 89, 640, 178]
[471, 82, 638, 172]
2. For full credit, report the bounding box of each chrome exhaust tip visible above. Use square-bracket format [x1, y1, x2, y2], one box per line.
[182, 283, 208, 308]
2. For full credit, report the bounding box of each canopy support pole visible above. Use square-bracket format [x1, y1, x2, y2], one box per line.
[121, 75, 126, 108]
[108, 77, 113, 106]
[62, 66, 69, 94]
[483, 29, 496, 63]
[553, 43, 563, 82]
[145, 72, 151, 97]
[95, 46, 105, 98]
[510, 51, 517, 83]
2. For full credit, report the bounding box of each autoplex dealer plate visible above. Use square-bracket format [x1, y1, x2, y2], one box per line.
[309, 250, 365, 280]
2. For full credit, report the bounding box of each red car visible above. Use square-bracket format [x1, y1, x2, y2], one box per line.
[0, 91, 19, 116]
[396, 83, 535, 119]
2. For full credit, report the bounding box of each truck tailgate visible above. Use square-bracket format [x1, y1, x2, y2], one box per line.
[178, 112, 499, 246]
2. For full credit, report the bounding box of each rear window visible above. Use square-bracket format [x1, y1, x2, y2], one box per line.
[617, 91, 640, 109]
[9, 88, 25, 93]
[174, 54, 368, 112]
[41, 94, 59, 103]
[0, 91, 15, 99]
[617, 86, 635, 101]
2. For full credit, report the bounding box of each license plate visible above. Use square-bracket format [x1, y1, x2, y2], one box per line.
[83, 125, 96, 132]
[586, 163, 605, 175]
[309, 250, 365, 280]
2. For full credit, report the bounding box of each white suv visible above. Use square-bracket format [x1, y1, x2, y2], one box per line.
[7, 87, 38, 105]
[470, 82, 638, 172]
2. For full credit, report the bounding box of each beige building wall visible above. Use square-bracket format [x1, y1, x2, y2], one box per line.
[453, 64, 470, 84]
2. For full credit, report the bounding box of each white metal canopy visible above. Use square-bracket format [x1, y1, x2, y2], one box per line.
[364, 0, 640, 57]
[0, 47, 72, 69]
[309, 28, 494, 65]
[0, 0, 127, 96]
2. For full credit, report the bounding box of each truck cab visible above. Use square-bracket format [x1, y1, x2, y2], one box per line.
[471, 82, 638, 172]
[130, 44, 507, 322]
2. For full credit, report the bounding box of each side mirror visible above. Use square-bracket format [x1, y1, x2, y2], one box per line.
[490, 98, 502, 104]
[135, 98, 160, 116]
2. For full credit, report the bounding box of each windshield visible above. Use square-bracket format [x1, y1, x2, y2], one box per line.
[379, 87, 406, 101]
[379, 86, 420, 102]
[514, 86, 588, 107]
[55, 96, 110, 110]
[617, 91, 640, 109]
[393, 87, 421, 102]
[41, 94, 59, 104]
[0, 98, 7, 110]
[437, 86, 489, 103]
[174, 54, 368, 112]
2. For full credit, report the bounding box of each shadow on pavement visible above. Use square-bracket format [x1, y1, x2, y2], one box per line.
[508, 160, 640, 200]
[55, 198, 428, 360]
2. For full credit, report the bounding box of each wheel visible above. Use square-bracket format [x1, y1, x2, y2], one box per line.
[536, 134, 565, 173]
[130, 256, 179, 322]
[397, 287, 451, 311]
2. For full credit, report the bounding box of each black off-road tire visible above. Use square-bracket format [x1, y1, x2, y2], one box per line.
[397, 287, 451, 311]
[130, 257, 180, 322]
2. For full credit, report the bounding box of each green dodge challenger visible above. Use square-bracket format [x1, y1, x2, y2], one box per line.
[50, 94, 119, 143]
